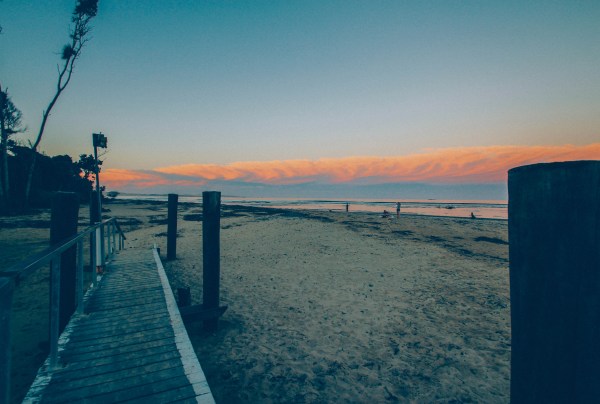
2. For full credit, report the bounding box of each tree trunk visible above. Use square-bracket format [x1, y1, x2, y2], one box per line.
[24, 151, 37, 210]
[0, 130, 7, 212]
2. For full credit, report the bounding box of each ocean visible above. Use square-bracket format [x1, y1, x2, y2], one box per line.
[115, 194, 508, 220]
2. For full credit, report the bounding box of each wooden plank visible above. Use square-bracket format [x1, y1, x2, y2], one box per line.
[25, 246, 215, 403]
[59, 342, 178, 372]
[59, 337, 176, 364]
[64, 323, 174, 347]
[64, 327, 176, 354]
[50, 350, 182, 383]
[85, 301, 166, 317]
[66, 316, 172, 341]
[42, 366, 188, 402]
[84, 374, 195, 403]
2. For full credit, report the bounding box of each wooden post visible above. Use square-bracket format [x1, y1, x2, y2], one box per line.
[49, 257, 61, 369]
[0, 277, 13, 404]
[167, 193, 178, 260]
[50, 192, 80, 334]
[177, 287, 191, 307]
[508, 161, 600, 403]
[89, 190, 99, 270]
[203, 191, 221, 331]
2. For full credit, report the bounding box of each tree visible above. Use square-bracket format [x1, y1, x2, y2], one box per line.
[77, 153, 100, 182]
[0, 84, 24, 212]
[24, 0, 99, 208]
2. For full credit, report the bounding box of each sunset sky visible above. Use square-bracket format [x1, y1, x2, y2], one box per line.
[2, 1, 599, 198]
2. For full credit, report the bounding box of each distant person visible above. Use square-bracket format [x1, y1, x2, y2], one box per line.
[471, 212, 476, 219]
[345, 203, 349, 212]
[382, 210, 390, 218]
[396, 202, 401, 218]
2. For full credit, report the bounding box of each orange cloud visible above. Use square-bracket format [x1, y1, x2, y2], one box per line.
[103, 144, 600, 189]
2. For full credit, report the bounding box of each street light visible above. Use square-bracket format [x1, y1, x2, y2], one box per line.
[92, 132, 107, 274]
[92, 132, 107, 222]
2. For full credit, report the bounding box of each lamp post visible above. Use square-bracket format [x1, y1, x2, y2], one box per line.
[92, 132, 107, 272]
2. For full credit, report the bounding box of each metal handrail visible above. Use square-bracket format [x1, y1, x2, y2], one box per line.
[3, 218, 125, 282]
[0, 217, 126, 403]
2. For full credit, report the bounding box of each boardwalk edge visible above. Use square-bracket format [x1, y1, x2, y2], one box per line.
[152, 248, 216, 403]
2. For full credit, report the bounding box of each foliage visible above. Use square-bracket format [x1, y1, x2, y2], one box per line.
[77, 153, 101, 181]
[0, 85, 25, 211]
[2, 146, 98, 213]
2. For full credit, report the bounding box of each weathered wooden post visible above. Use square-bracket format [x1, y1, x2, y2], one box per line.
[203, 191, 221, 331]
[167, 193, 178, 260]
[89, 190, 99, 269]
[50, 192, 80, 334]
[508, 161, 600, 403]
[0, 277, 13, 404]
[177, 287, 191, 307]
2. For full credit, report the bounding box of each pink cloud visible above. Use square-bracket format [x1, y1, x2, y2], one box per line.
[103, 143, 600, 189]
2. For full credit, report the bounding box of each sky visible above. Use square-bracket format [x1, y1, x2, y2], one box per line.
[2, 1, 599, 199]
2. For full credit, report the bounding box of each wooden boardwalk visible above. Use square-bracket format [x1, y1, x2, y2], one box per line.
[24, 247, 215, 403]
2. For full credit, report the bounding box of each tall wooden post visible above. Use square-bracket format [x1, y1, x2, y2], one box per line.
[50, 192, 80, 334]
[203, 191, 221, 331]
[0, 277, 13, 404]
[508, 161, 600, 403]
[89, 190, 99, 270]
[167, 193, 178, 260]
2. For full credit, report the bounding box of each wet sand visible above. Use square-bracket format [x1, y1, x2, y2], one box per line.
[1, 199, 510, 403]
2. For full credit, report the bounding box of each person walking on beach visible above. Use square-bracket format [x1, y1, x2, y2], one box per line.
[396, 202, 401, 218]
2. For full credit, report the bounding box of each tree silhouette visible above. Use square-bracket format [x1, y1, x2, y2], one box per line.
[24, 0, 99, 208]
[77, 153, 101, 182]
[0, 84, 25, 212]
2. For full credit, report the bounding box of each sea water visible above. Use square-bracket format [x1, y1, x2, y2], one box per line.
[116, 194, 507, 220]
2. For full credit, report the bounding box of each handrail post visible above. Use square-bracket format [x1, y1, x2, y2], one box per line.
[49, 257, 61, 370]
[110, 222, 113, 258]
[100, 224, 105, 269]
[91, 229, 97, 288]
[0, 277, 14, 404]
[96, 226, 103, 272]
[76, 240, 84, 314]
[112, 221, 117, 255]
[107, 222, 112, 260]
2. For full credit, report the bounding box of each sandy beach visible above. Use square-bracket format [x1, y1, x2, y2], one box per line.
[1, 199, 510, 403]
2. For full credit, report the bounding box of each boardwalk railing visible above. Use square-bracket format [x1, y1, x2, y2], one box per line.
[0, 218, 125, 403]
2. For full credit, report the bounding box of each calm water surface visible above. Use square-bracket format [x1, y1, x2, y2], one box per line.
[117, 194, 508, 220]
